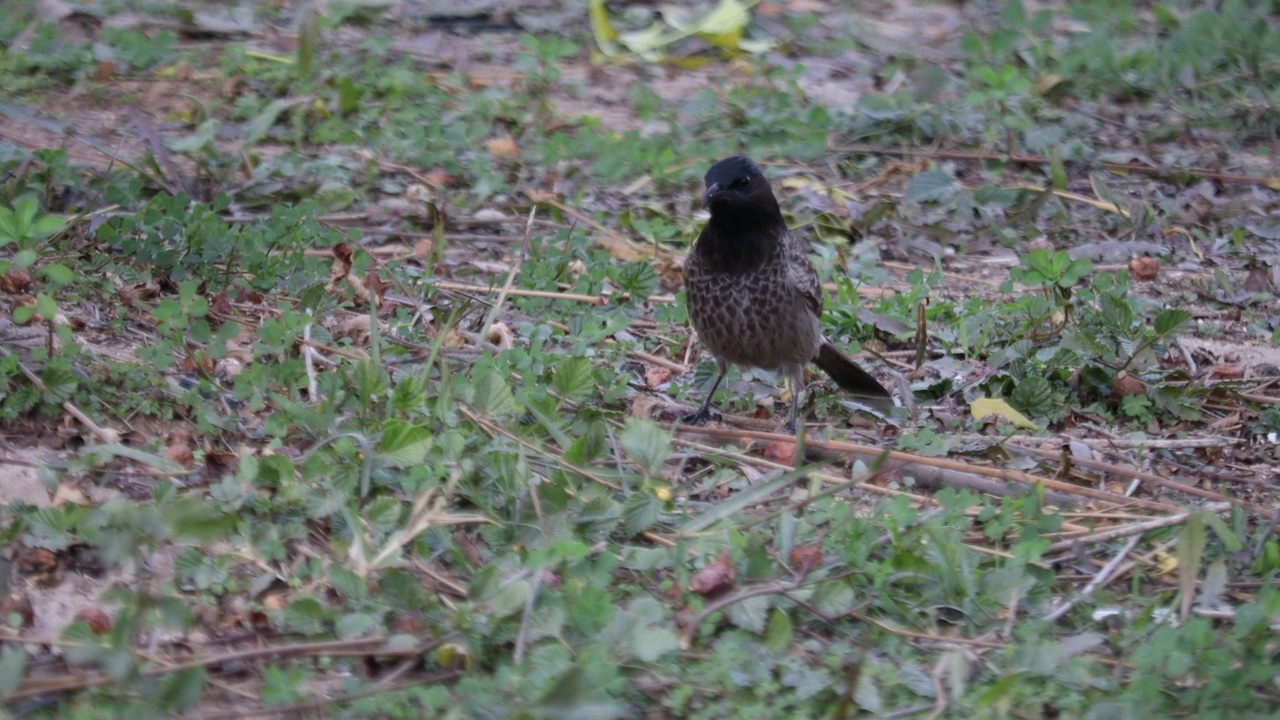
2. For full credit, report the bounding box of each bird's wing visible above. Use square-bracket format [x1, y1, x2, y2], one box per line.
[784, 231, 824, 318]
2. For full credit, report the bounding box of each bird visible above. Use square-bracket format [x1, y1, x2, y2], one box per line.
[681, 156, 893, 429]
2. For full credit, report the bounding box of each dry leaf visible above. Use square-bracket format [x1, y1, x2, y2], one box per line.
[1110, 371, 1145, 399]
[486, 321, 515, 350]
[763, 441, 796, 464]
[486, 134, 520, 160]
[689, 551, 735, 597]
[52, 483, 89, 506]
[644, 366, 673, 388]
[630, 394, 662, 420]
[1209, 363, 1244, 379]
[1, 268, 32, 293]
[1129, 256, 1159, 281]
[789, 544, 824, 574]
[164, 429, 195, 468]
[75, 607, 112, 634]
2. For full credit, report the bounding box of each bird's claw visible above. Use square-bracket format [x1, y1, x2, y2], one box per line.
[680, 408, 720, 426]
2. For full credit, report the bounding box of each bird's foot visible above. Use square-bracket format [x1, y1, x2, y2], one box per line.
[680, 407, 721, 426]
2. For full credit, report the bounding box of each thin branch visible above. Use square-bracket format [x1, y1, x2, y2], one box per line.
[1044, 535, 1143, 623]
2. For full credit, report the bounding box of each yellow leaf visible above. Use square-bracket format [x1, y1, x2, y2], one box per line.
[587, 0, 621, 54]
[969, 397, 1038, 430]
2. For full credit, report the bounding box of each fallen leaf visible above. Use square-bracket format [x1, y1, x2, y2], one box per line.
[1209, 363, 1244, 379]
[789, 544, 824, 574]
[486, 134, 520, 160]
[75, 607, 112, 634]
[690, 551, 735, 597]
[763, 441, 796, 464]
[1130, 256, 1159, 281]
[486, 321, 515, 350]
[644, 366, 673, 388]
[1110, 372, 1145, 399]
[969, 397, 1038, 429]
[1, 268, 32, 293]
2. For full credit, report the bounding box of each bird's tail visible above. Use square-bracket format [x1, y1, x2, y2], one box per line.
[814, 342, 894, 409]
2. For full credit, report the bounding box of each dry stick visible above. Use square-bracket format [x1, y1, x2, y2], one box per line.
[1044, 535, 1143, 623]
[479, 207, 537, 345]
[438, 281, 604, 305]
[1044, 508, 1229, 554]
[435, 279, 678, 306]
[831, 143, 1280, 189]
[676, 425, 1181, 513]
[512, 571, 543, 664]
[1002, 434, 1244, 450]
[302, 321, 319, 399]
[668, 435, 1055, 568]
[1005, 441, 1267, 515]
[633, 349, 687, 372]
[0, 345, 115, 444]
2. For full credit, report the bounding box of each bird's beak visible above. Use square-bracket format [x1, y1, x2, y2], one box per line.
[702, 182, 720, 208]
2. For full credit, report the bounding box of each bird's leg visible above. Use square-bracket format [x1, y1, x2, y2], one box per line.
[681, 363, 726, 425]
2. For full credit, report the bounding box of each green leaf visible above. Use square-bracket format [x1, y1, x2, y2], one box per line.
[11, 305, 34, 325]
[1153, 308, 1192, 338]
[0, 207, 18, 244]
[283, 596, 326, 635]
[564, 421, 606, 465]
[1059, 257, 1092, 286]
[337, 76, 360, 116]
[0, 646, 26, 694]
[296, 7, 318, 79]
[168, 118, 219, 153]
[621, 493, 661, 535]
[1009, 375, 1053, 417]
[725, 593, 769, 633]
[34, 293, 56, 320]
[39, 263, 75, 287]
[40, 365, 78, 405]
[329, 562, 367, 600]
[1177, 512, 1205, 620]
[619, 418, 669, 477]
[473, 365, 518, 417]
[360, 495, 403, 539]
[14, 196, 37, 231]
[334, 612, 381, 639]
[763, 608, 792, 653]
[242, 98, 292, 147]
[630, 624, 678, 661]
[552, 356, 596, 401]
[379, 419, 433, 466]
[160, 666, 206, 711]
[165, 499, 237, 541]
[903, 170, 956, 203]
[1201, 510, 1242, 552]
[491, 579, 532, 619]
[31, 213, 65, 240]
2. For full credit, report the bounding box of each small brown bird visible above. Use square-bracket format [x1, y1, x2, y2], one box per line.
[682, 156, 893, 428]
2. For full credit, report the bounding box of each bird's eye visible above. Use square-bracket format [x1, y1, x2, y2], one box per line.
[731, 176, 751, 190]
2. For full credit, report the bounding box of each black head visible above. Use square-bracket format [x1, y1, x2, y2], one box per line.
[702, 156, 781, 220]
